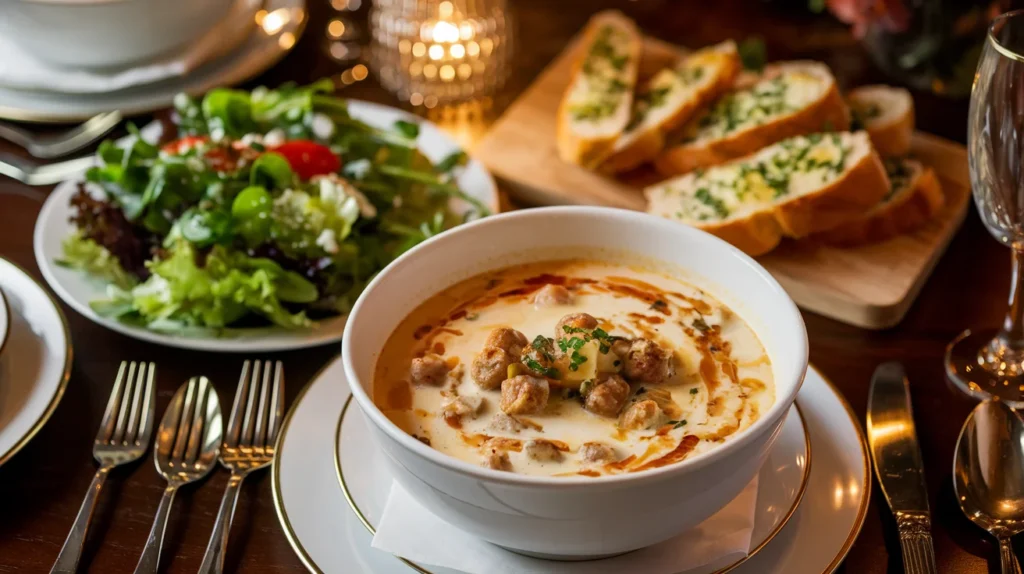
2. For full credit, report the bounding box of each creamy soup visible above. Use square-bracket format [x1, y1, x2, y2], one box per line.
[373, 260, 774, 477]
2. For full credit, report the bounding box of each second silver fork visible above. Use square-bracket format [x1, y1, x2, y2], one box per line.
[198, 360, 284, 574]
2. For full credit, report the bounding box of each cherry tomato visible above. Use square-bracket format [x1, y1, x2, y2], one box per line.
[270, 140, 341, 180]
[161, 135, 209, 154]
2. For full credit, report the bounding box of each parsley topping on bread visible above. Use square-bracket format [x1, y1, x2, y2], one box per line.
[556, 11, 642, 168]
[645, 131, 889, 255]
[600, 41, 741, 174]
[654, 61, 850, 177]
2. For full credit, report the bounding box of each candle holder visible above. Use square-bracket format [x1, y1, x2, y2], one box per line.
[370, 0, 512, 106]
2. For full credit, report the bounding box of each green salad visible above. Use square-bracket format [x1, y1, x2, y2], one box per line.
[59, 80, 489, 334]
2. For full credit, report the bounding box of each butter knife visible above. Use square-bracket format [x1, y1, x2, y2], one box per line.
[867, 361, 938, 574]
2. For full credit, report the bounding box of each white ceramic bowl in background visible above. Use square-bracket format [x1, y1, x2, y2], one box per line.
[342, 207, 809, 559]
[1, 0, 234, 69]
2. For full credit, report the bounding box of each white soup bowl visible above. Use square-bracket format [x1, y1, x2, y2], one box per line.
[342, 206, 808, 559]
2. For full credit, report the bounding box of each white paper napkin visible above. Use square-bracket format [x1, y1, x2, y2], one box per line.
[371, 476, 759, 574]
[0, 0, 258, 94]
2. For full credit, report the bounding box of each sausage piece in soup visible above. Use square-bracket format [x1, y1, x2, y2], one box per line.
[373, 259, 774, 477]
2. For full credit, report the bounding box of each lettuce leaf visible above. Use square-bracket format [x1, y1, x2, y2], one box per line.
[92, 241, 317, 330]
[57, 233, 138, 290]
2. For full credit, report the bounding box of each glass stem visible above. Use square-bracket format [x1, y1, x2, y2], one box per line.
[1001, 248, 1024, 351]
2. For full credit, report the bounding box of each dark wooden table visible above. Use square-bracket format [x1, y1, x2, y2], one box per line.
[0, 1, 1008, 572]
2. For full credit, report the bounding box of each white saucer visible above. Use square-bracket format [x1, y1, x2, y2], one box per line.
[0, 258, 73, 466]
[337, 400, 808, 573]
[0, 0, 306, 123]
[33, 101, 499, 353]
[272, 360, 869, 573]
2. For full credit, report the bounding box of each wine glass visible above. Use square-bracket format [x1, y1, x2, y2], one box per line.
[947, 9, 1024, 406]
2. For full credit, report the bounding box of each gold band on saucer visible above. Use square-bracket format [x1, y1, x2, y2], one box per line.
[334, 396, 813, 574]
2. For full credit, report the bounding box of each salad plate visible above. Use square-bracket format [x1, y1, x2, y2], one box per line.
[272, 359, 869, 574]
[0, 258, 73, 467]
[34, 93, 498, 352]
[0, 0, 305, 123]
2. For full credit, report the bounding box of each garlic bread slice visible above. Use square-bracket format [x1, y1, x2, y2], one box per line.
[645, 131, 889, 256]
[848, 85, 914, 157]
[814, 158, 943, 246]
[654, 61, 850, 177]
[556, 11, 642, 168]
[600, 41, 741, 174]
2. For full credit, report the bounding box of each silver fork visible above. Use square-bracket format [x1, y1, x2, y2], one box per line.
[51, 361, 156, 574]
[198, 360, 284, 574]
[0, 111, 121, 159]
[0, 152, 95, 186]
[134, 376, 222, 574]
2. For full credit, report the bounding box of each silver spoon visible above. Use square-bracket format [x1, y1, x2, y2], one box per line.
[954, 399, 1024, 574]
[134, 376, 222, 574]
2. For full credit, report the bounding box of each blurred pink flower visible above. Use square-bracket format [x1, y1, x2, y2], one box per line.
[827, 0, 912, 37]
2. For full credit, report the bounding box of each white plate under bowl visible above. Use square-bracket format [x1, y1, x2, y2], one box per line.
[335, 399, 809, 573]
[0, 258, 73, 467]
[0, 0, 306, 123]
[33, 100, 499, 353]
[271, 360, 869, 574]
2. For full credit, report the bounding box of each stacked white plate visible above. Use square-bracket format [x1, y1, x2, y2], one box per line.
[0, 258, 72, 467]
[0, 0, 307, 123]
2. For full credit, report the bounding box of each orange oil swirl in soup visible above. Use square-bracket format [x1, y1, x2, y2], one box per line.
[373, 259, 774, 477]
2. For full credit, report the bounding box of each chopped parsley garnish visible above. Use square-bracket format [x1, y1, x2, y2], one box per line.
[532, 335, 556, 361]
[557, 325, 613, 370]
[690, 388, 699, 395]
[694, 188, 730, 218]
[883, 158, 913, 201]
[524, 357, 560, 379]
[666, 419, 688, 429]
[591, 328, 612, 353]
[677, 133, 853, 221]
[650, 299, 668, 311]
[691, 74, 792, 139]
[569, 353, 588, 372]
[560, 325, 612, 354]
[570, 25, 633, 122]
[676, 65, 705, 85]
[851, 102, 882, 131]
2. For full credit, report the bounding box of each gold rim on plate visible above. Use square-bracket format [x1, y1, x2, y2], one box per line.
[0, 287, 11, 358]
[814, 369, 872, 574]
[0, 257, 74, 467]
[333, 396, 812, 574]
[271, 358, 337, 574]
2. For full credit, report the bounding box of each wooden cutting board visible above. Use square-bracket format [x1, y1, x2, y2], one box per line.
[474, 34, 971, 330]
